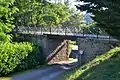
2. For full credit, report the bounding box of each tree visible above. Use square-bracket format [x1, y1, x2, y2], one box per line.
[0, 0, 37, 76]
[39, 3, 70, 27]
[0, 0, 19, 42]
[76, 0, 120, 39]
[15, 0, 70, 27]
[61, 12, 86, 27]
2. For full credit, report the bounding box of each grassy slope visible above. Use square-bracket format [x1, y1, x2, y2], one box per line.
[0, 77, 11, 80]
[59, 47, 120, 80]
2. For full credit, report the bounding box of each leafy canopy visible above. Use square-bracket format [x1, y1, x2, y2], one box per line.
[15, 0, 70, 27]
[62, 12, 86, 27]
[76, 0, 120, 39]
[0, 0, 35, 76]
[0, 0, 19, 42]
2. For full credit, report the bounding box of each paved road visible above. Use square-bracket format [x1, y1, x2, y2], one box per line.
[11, 50, 79, 80]
[11, 62, 78, 80]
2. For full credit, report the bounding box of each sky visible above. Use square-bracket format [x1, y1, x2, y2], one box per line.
[69, 0, 93, 24]
[69, 0, 84, 9]
[46, 0, 93, 24]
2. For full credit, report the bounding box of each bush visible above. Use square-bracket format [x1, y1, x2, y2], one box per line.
[0, 42, 33, 76]
[14, 45, 44, 72]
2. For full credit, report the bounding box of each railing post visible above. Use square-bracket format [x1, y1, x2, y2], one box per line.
[65, 27, 67, 35]
[109, 36, 110, 40]
[41, 27, 42, 34]
[97, 33, 98, 39]
[57, 27, 59, 34]
[97, 29, 99, 39]
[74, 27, 75, 35]
[50, 27, 51, 34]
[28, 26, 30, 34]
[109, 36, 110, 44]
[83, 28, 84, 37]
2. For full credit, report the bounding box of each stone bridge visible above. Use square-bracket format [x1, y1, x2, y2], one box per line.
[15, 26, 119, 64]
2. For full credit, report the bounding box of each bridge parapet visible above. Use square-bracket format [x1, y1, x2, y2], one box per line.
[16, 26, 83, 35]
[15, 26, 117, 41]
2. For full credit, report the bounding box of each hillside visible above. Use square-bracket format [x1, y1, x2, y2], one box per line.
[79, 48, 120, 80]
[59, 47, 120, 80]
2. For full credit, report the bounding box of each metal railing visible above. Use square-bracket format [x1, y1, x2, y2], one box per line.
[15, 26, 118, 41]
[16, 26, 83, 35]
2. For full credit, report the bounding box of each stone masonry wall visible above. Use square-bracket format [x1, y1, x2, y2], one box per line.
[78, 38, 117, 64]
[46, 40, 69, 64]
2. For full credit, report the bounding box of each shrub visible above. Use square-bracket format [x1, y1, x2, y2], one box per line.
[14, 45, 44, 72]
[0, 42, 33, 76]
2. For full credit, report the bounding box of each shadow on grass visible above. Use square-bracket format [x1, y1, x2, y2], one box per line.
[76, 54, 120, 80]
[59, 47, 120, 80]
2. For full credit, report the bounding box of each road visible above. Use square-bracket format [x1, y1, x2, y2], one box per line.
[11, 62, 78, 80]
[11, 50, 79, 80]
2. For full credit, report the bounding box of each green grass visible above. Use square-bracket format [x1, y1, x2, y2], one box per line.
[59, 47, 120, 80]
[0, 77, 11, 80]
[68, 40, 76, 54]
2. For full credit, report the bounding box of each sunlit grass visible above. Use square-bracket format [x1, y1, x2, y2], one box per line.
[59, 47, 120, 80]
[0, 77, 11, 80]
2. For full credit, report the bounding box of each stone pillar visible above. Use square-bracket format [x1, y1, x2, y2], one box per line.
[41, 35, 49, 57]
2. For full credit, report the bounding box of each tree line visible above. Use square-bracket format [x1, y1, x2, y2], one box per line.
[76, 0, 120, 39]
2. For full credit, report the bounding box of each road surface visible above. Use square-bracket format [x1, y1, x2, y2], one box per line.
[11, 62, 78, 80]
[10, 50, 79, 80]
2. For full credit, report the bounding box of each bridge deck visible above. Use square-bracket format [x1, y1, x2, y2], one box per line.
[16, 26, 118, 41]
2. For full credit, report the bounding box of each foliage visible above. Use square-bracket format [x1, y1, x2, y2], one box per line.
[76, 0, 120, 39]
[58, 47, 120, 80]
[15, 0, 70, 27]
[0, 42, 33, 76]
[14, 45, 44, 72]
[0, 0, 40, 76]
[0, 0, 19, 42]
[61, 12, 86, 27]
[68, 41, 76, 55]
